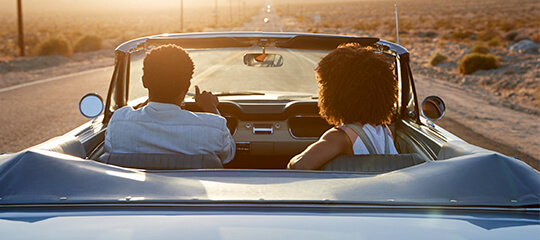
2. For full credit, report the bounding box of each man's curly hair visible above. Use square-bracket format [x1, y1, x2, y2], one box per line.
[142, 44, 194, 100]
[316, 43, 397, 126]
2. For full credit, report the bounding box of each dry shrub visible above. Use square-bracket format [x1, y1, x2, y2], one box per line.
[33, 37, 72, 57]
[353, 22, 379, 31]
[500, 22, 517, 32]
[488, 38, 503, 47]
[450, 30, 474, 41]
[74, 35, 103, 53]
[531, 32, 540, 45]
[478, 30, 501, 42]
[433, 19, 453, 30]
[430, 52, 448, 66]
[458, 53, 499, 74]
[437, 40, 446, 47]
[471, 42, 490, 54]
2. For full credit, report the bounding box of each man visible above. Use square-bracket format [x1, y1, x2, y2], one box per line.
[104, 44, 235, 164]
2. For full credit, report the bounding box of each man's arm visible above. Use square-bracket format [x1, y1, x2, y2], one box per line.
[219, 127, 236, 164]
[287, 128, 352, 170]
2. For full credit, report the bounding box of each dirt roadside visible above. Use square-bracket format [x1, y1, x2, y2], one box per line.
[415, 74, 539, 170]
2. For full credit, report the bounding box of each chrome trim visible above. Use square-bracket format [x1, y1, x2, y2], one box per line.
[115, 32, 409, 55]
[422, 125, 447, 142]
[253, 125, 273, 135]
[294, 114, 320, 118]
[288, 128, 319, 140]
[400, 120, 441, 160]
[1, 203, 537, 213]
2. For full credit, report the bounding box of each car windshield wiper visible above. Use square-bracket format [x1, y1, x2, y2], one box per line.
[215, 91, 266, 96]
[186, 91, 265, 97]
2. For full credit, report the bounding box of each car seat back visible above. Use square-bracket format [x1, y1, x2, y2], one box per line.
[322, 153, 426, 172]
[98, 152, 223, 170]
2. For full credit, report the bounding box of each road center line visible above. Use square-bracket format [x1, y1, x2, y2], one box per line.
[0, 66, 112, 94]
[192, 51, 245, 85]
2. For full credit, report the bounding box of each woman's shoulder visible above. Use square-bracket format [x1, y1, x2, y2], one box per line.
[321, 127, 351, 144]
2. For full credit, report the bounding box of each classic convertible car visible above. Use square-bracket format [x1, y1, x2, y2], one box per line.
[1, 32, 538, 239]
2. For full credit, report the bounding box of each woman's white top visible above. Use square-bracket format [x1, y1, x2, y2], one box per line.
[338, 124, 398, 155]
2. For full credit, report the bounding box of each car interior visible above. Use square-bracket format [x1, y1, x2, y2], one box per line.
[34, 94, 437, 173]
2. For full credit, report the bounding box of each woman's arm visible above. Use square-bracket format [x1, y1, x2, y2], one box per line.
[287, 128, 352, 170]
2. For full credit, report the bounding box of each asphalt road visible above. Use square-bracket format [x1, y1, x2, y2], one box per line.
[0, 67, 112, 153]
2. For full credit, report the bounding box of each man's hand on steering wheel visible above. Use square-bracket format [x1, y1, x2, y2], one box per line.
[195, 85, 220, 115]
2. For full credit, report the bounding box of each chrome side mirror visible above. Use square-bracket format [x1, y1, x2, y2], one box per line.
[243, 53, 284, 67]
[421, 96, 446, 121]
[79, 93, 104, 119]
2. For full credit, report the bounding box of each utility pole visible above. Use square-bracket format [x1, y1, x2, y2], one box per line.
[395, 4, 399, 45]
[180, 0, 184, 32]
[17, 0, 25, 56]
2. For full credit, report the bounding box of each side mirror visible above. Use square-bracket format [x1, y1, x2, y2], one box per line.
[79, 93, 104, 119]
[243, 53, 284, 67]
[421, 96, 446, 121]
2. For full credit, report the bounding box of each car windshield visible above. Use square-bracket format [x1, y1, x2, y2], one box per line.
[128, 47, 329, 103]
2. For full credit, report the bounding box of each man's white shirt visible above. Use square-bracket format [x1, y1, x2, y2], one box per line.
[105, 102, 235, 164]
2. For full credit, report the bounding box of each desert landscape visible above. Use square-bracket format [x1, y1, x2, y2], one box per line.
[0, 0, 262, 87]
[275, 0, 539, 113]
[0, 1, 261, 59]
[0, 0, 538, 168]
[2, 0, 538, 107]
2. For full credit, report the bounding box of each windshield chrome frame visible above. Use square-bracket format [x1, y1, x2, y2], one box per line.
[105, 32, 414, 124]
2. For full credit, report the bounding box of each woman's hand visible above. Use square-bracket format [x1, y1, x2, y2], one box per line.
[195, 85, 219, 114]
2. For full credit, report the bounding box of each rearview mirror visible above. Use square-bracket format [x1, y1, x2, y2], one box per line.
[421, 96, 446, 121]
[79, 93, 104, 119]
[243, 53, 284, 67]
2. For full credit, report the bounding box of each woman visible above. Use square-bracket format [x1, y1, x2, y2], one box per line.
[287, 43, 398, 170]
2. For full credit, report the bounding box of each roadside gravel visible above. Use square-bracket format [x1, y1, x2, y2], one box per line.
[0, 49, 114, 89]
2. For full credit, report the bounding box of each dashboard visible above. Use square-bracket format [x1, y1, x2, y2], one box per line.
[184, 100, 332, 168]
